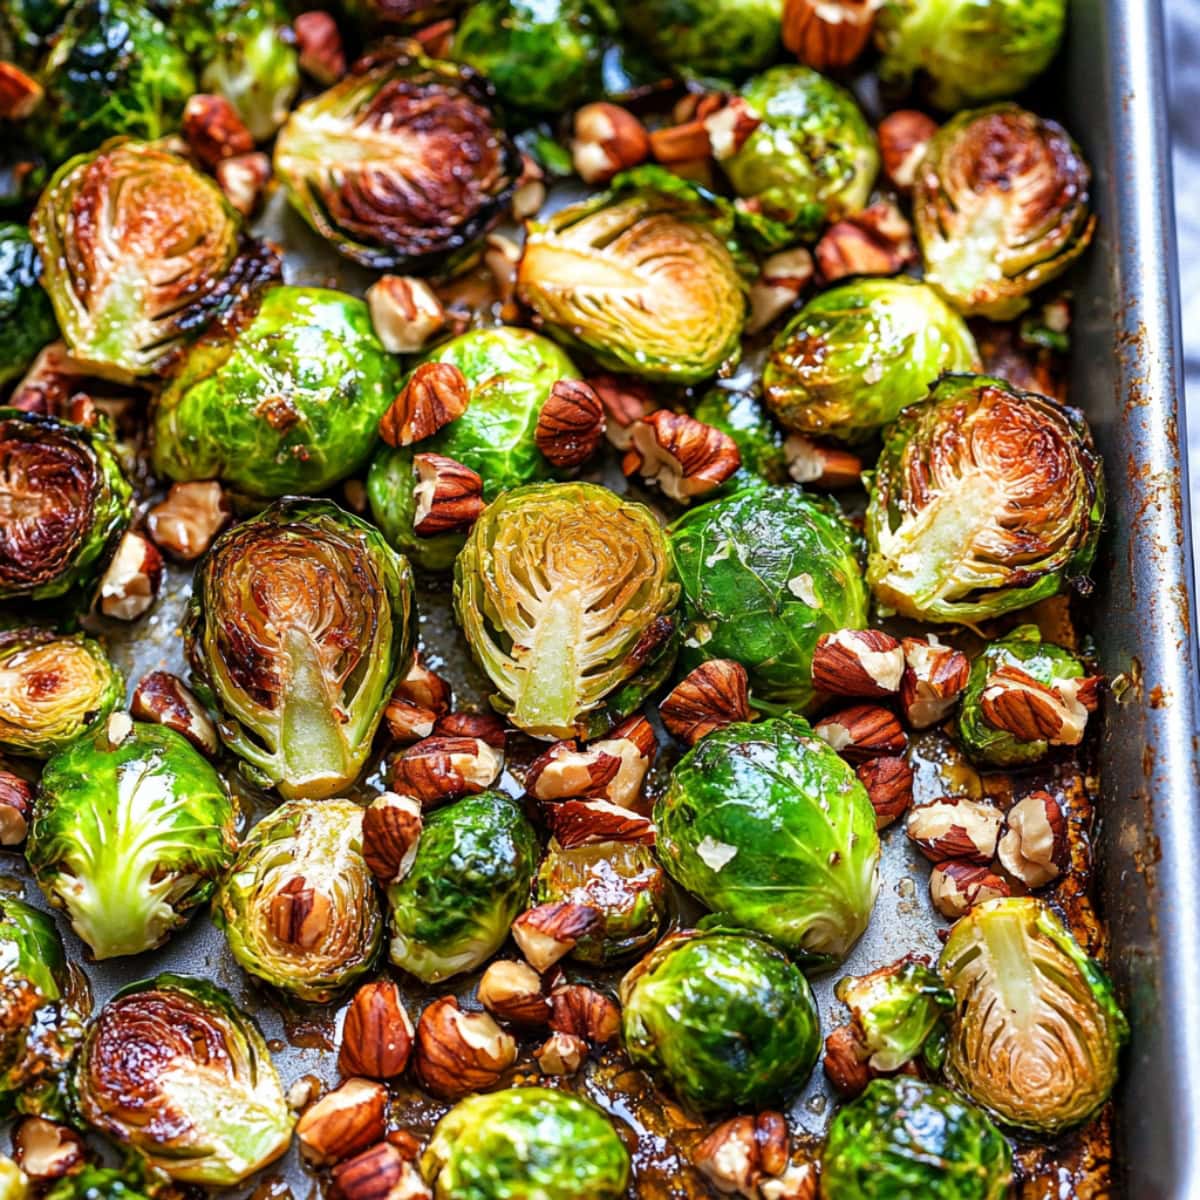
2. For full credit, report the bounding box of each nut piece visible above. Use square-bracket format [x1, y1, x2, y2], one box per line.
[391, 735, 503, 807]
[929, 861, 1011, 920]
[747, 247, 815, 333]
[367, 276, 446, 356]
[702, 97, 761, 161]
[183, 93, 255, 168]
[783, 435, 863, 489]
[332, 1142, 431, 1200]
[98, 531, 163, 620]
[0, 770, 32, 845]
[534, 1032, 587, 1076]
[816, 202, 917, 282]
[622, 410, 741, 501]
[812, 629, 904, 698]
[131, 670, 220, 756]
[215, 152, 271, 217]
[548, 983, 620, 1046]
[512, 154, 546, 221]
[996, 790, 1068, 888]
[477, 959, 551, 1028]
[433, 711, 507, 748]
[572, 102, 651, 184]
[379, 362, 470, 448]
[855, 756, 913, 830]
[297, 1078, 387, 1166]
[906, 797, 1002, 864]
[822, 1023, 874, 1098]
[526, 714, 655, 809]
[294, 10, 346, 84]
[12, 1117, 84, 1180]
[383, 695, 437, 744]
[385, 660, 452, 742]
[0, 62, 43, 120]
[694, 1111, 789, 1197]
[878, 110, 939, 193]
[782, 0, 876, 70]
[899, 636, 970, 729]
[535, 380, 606, 468]
[104, 711, 133, 749]
[339, 979, 415, 1080]
[589, 374, 656, 449]
[813, 705, 906, 762]
[361, 792, 423, 885]
[542, 798, 657, 849]
[147, 481, 232, 561]
[412, 452, 484, 536]
[414, 997, 517, 1100]
[269, 876, 331, 948]
[659, 660, 751, 745]
[393, 659, 452, 716]
[980, 664, 1091, 746]
[512, 902, 603, 973]
[649, 117, 713, 164]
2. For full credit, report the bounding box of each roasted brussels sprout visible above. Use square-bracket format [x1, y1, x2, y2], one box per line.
[875, 0, 1066, 111]
[43, 1166, 154, 1200]
[455, 482, 679, 740]
[341, 0, 462, 29]
[387, 791, 539, 982]
[763, 278, 979, 443]
[153, 286, 400, 497]
[655, 717, 880, 964]
[0, 629, 122, 758]
[691, 387, 789, 487]
[422, 1088, 630, 1198]
[274, 43, 519, 272]
[27, 723, 236, 959]
[186, 499, 415, 800]
[213, 799, 383, 1002]
[616, 0, 780, 79]
[865, 375, 1104, 623]
[0, 225, 56, 387]
[0, 410, 132, 601]
[75, 974, 292, 1185]
[620, 929, 820, 1112]
[822, 1077, 1013, 1200]
[723, 67, 878, 238]
[914, 105, 1095, 319]
[669, 486, 867, 710]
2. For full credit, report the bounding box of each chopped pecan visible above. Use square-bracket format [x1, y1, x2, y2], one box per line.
[394, 659, 451, 716]
[512, 902, 603, 973]
[512, 153, 546, 220]
[813, 704, 906, 762]
[929, 860, 1011, 920]
[97, 531, 163, 621]
[816, 202, 917, 282]
[361, 792, 422, 885]
[413, 997, 517, 1101]
[366, 276, 446, 356]
[339, 979, 415, 1080]
[572, 102, 650, 184]
[542, 798, 657, 848]
[477, 960, 551, 1028]
[548, 984, 621, 1046]
[812, 629, 904, 698]
[693, 1111, 789, 1197]
[855, 756, 913, 830]
[906, 797, 1002, 864]
[980, 664, 1090, 746]
[996, 790, 1068, 888]
[379, 362, 470, 448]
[534, 1032, 588, 1076]
[649, 118, 713, 163]
[822, 1023, 874, 1098]
[783, 435, 863, 489]
[146, 481, 232, 561]
[0, 62, 42, 121]
[12, 1117, 84, 1180]
[702, 97, 761, 160]
[589, 374, 656, 449]
[183, 93, 255, 168]
[900, 636, 970, 729]
[0, 770, 32, 846]
[383, 695, 437, 744]
[391, 735, 502, 807]
[623, 410, 740, 501]
[412, 452, 484, 536]
[659, 660, 751, 745]
[747, 247, 815, 333]
[131, 670, 219, 757]
[782, 0, 876, 69]
[535, 380, 606, 468]
[294, 10, 346, 84]
[215, 152, 271, 217]
[878, 110, 939, 193]
[297, 1078, 387, 1166]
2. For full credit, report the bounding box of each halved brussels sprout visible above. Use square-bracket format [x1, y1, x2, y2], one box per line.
[186, 499, 415, 800]
[875, 0, 1066, 111]
[213, 799, 383, 1002]
[75, 974, 293, 1185]
[691, 387, 789, 488]
[654, 718, 880, 965]
[0, 410, 132, 601]
[939, 897, 1128, 1134]
[821, 1077, 1012, 1200]
[669, 486, 867, 711]
[616, 0, 781, 79]
[763, 278, 980, 443]
[865, 374, 1104, 623]
[0, 225, 56, 387]
[274, 42, 519, 272]
[620, 929, 820, 1112]
[454, 482, 679, 740]
[43, 1166, 154, 1200]
[0, 629, 123, 758]
[914, 105, 1095, 319]
[387, 791, 539, 983]
[723, 67, 878, 238]
[422, 1088, 630, 1199]
[27, 723, 236, 959]
[153, 286, 399, 498]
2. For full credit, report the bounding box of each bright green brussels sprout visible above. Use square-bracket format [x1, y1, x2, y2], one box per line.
[387, 791, 539, 983]
[0, 410, 132, 601]
[75, 974, 292, 1185]
[821, 1076, 1013, 1200]
[0, 225, 56, 386]
[0, 628, 123, 758]
[914, 105, 1095, 320]
[763, 277, 980, 443]
[454, 482, 679, 740]
[723, 67, 878, 238]
[875, 0, 1066, 111]
[940, 897, 1128, 1134]
[620, 929, 820, 1112]
[617, 0, 781, 79]
[213, 799, 383, 1002]
[669, 486, 867, 710]
[654, 718, 879, 965]
[422, 1088, 630, 1199]
[186, 499, 415, 800]
[42, 1166, 154, 1200]
[691, 387, 789, 488]
[865, 374, 1104, 623]
[27, 723, 236, 959]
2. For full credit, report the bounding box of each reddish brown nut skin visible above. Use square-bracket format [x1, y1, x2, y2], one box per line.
[294, 11, 347, 84]
[814, 704, 907, 762]
[812, 629, 904, 698]
[413, 996, 516, 1100]
[659, 660, 751, 745]
[360, 793, 422, 885]
[296, 1079, 387, 1166]
[182, 94, 255, 169]
[146, 481, 231, 561]
[339, 980, 414, 1080]
[131, 670, 219, 757]
[906, 797, 1002, 864]
[12, 1116, 85, 1180]
[535, 380, 606, 468]
[622, 410, 741, 501]
[332, 1141, 417, 1200]
[0, 62, 43, 120]
[542, 799, 656, 848]
[0, 769, 33, 846]
[899, 636, 970, 729]
[816, 203, 917, 283]
[855, 756, 914, 830]
[878, 110, 939, 192]
[929, 860, 1011, 920]
[379, 362, 470, 448]
[571, 102, 651, 184]
[412, 453, 484, 536]
[822, 1023, 874, 1098]
[433, 711, 507, 748]
[548, 984, 621, 1046]
[390, 735, 501, 807]
[782, 0, 876, 70]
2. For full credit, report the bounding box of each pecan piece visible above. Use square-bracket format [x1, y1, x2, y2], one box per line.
[980, 664, 1091, 746]
[782, 0, 876, 69]
[526, 715, 655, 809]
[366, 276, 445, 356]
[694, 1111, 789, 1197]
[571, 102, 650, 184]
[878, 110, 939, 193]
[269, 876, 331, 948]
[379, 362, 470, 448]
[215, 152, 271, 217]
[906, 797, 1002, 864]
[816, 202, 917, 282]
[855, 756, 913, 830]
[659, 660, 751, 745]
[391, 735, 503, 807]
[535, 380, 606, 468]
[813, 704, 906, 762]
[589, 374, 656, 449]
[812, 629, 904, 698]
[339, 979, 414, 1080]
[146, 481, 231, 561]
[361, 792, 422, 885]
[822, 1023, 874, 1098]
[97, 531, 163, 621]
[332, 1142, 430, 1200]
[622, 410, 740, 501]
[996, 790, 1068, 888]
[433, 711, 508, 748]
[783, 435, 863, 489]
[0, 62, 42, 121]
[511, 902, 603, 973]
[182, 93, 255, 168]
[12, 1117, 84, 1181]
[294, 11, 346, 84]
[297, 1078, 387, 1166]
[412, 452, 484, 536]
[747, 247, 815, 333]
[413, 997, 517, 1101]
[702, 97, 761, 160]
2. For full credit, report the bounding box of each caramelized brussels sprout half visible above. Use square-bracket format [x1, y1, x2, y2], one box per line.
[616, 0, 781, 79]
[763, 278, 979, 443]
[153, 286, 400, 498]
[0, 410, 132, 601]
[455, 482, 679, 740]
[939, 897, 1128, 1133]
[213, 799, 383, 1002]
[914, 105, 1095, 319]
[75, 974, 292, 1185]
[186, 499, 415, 800]
[28, 723, 236, 959]
[0, 225, 56, 386]
[865, 375, 1104, 623]
[655, 718, 880, 965]
[274, 43, 519, 272]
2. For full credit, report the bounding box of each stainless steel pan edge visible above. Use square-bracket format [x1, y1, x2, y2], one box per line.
[1066, 3, 1200, 1194]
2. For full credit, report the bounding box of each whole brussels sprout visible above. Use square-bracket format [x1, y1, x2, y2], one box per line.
[616, 0, 781, 80]
[691, 387, 789, 488]
[865, 375, 1104, 623]
[0, 629, 122, 758]
[455, 482, 679, 740]
[213, 799, 383, 1002]
[75, 974, 293, 1185]
[0, 410, 132, 601]
[27, 723, 237, 959]
[875, 0, 1066, 111]
[0, 225, 56, 386]
[153, 286, 399, 497]
[387, 791, 539, 982]
[421, 1088, 630, 1199]
[186, 499, 415, 800]
[669, 487, 867, 711]
[821, 1076, 1013, 1200]
[43, 1166, 154, 1200]
[654, 718, 879, 965]
[723, 67, 878, 238]
[763, 278, 980, 443]
[914, 105, 1095, 319]
[274, 43, 519, 272]
[619, 929, 820, 1111]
